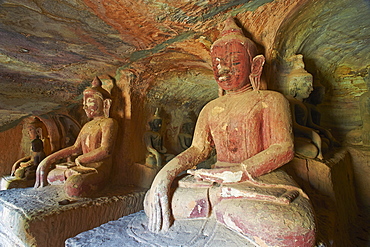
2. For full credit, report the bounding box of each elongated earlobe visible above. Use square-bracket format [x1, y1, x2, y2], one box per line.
[249, 55, 265, 91]
[103, 99, 112, 118]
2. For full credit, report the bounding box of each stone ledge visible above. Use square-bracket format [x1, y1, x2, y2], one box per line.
[0, 185, 146, 247]
[66, 211, 255, 247]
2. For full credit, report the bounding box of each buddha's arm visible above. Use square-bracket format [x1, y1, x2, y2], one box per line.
[76, 118, 118, 166]
[34, 132, 83, 188]
[145, 108, 213, 233]
[241, 94, 295, 178]
[11, 156, 32, 175]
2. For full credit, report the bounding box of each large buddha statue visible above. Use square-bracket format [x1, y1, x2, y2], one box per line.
[144, 18, 316, 246]
[34, 77, 118, 198]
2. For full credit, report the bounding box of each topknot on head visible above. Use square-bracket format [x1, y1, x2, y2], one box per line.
[83, 76, 111, 100]
[211, 17, 258, 60]
[92, 76, 103, 88]
[220, 17, 244, 37]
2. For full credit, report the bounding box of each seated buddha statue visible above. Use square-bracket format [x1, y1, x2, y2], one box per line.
[284, 54, 323, 159]
[144, 109, 174, 168]
[144, 18, 316, 246]
[11, 118, 46, 180]
[178, 118, 195, 152]
[285, 55, 339, 159]
[34, 77, 118, 198]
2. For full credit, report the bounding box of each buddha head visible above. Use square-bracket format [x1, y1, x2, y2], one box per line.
[83, 77, 112, 119]
[286, 54, 313, 101]
[210, 17, 265, 93]
[148, 108, 162, 133]
[26, 117, 44, 140]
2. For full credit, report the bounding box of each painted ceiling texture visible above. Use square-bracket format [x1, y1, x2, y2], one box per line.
[0, 0, 369, 139]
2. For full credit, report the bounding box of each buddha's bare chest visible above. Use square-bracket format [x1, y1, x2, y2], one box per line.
[80, 122, 103, 149]
[208, 95, 265, 133]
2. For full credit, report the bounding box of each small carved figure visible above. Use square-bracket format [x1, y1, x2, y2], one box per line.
[285, 54, 324, 159]
[144, 109, 174, 168]
[178, 118, 195, 151]
[144, 18, 316, 246]
[34, 77, 118, 197]
[11, 118, 46, 180]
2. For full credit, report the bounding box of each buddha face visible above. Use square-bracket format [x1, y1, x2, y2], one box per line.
[290, 75, 314, 101]
[27, 126, 38, 140]
[83, 93, 104, 119]
[150, 118, 162, 132]
[211, 40, 250, 92]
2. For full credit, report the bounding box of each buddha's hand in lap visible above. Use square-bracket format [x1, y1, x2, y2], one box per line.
[187, 166, 250, 184]
[144, 179, 171, 233]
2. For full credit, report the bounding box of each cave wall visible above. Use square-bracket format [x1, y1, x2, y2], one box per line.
[0, 0, 369, 211]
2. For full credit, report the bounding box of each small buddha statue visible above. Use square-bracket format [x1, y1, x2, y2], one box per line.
[34, 77, 118, 198]
[11, 118, 46, 180]
[144, 109, 174, 168]
[178, 117, 195, 152]
[285, 54, 324, 159]
[144, 18, 316, 246]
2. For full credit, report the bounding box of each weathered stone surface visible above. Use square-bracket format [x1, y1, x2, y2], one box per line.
[66, 210, 255, 247]
[0, 185, 145, 247]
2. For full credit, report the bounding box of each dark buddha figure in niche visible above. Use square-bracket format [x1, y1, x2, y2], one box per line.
[285, 55, 339, 159]
[34, 77, 118, 198]
[11, 118, 46, 180]
[178, 115, 195, 152]
[144, 109, 174, 168]
[144, 18, 316, 246]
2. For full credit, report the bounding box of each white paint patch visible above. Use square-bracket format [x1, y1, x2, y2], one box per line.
[211, 106, 225, 115]
[217, 171, 243, 183]
[220, 187, 256, 198]
[222, 122, 228, 130]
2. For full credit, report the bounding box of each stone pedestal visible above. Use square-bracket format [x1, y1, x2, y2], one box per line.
[66, 211, 255, 247]
[285, 149, 358, 246]
[0, 185, 146, 247]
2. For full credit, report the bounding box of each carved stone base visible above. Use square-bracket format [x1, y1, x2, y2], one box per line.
[0, 185, 146, 247]
[66, 210, 255, 247]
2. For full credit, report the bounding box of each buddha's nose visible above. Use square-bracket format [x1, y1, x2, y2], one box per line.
[218, 66, 230, 75]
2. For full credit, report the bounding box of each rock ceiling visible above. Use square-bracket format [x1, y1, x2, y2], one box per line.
[0, 0, 369, 136]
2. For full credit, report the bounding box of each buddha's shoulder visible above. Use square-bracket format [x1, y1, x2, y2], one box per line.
[258, 90, 287, 100]
[88, 117, 118, 128]
[206, 90, 286, 105]
[248, 89, 282, 96]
